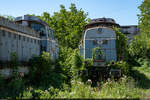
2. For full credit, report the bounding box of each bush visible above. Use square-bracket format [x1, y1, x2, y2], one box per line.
[10, 52, 20, 68]
[99, 76, 142, 98]
[58, 47, 74, 82]
[128, 37, 147, 59]
[107, 61, 130, 76]
[71, 49, 84, 79]
[92, 47, 102, 60]
[20, 77, 143, 99]
[114, 28, 128, 61]
[28, 52, 63, 87]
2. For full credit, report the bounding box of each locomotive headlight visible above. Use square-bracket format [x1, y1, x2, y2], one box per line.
[97, 28, 103, 33]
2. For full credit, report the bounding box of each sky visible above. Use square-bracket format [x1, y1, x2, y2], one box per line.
[0, 0, 143, 25]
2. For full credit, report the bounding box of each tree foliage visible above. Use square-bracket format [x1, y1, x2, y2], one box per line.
[39, 4, 89, 49]
[128, 0, 150, 60]
[114, 28, 128, 61]
[92, 47, 102, 60]
[138, 0, 150, 37]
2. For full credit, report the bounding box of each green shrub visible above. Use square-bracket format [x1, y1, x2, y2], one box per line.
[114, 28, 128, 61]
[6, 70, 25, 98]
[20, 76, 144, 99]
[92, 47, 102, 60]
[128, 37, 147, 59]
[58, 47, 74, 82]
[10, 52, 19, 68]
[71, 49, 84, 79]
[28, 52, 54, 87]
[107, 61, 130, 75]
[99, 76, 142, 98]
[56, 80, 97, 98]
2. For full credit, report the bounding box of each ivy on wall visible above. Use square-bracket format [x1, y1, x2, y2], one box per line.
[114, 28, 128, 61]
[92, 47, 102, 60]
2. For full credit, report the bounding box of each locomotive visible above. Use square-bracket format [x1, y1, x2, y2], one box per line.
[79, 18, 121, 82]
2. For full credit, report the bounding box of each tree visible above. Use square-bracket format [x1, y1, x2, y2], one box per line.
[40, 4, 89, 49]
[114, 28, 128, 61]
[129, 0, 150, 59]
[138, 0, 150, 37]
[0, 15, 15, 21]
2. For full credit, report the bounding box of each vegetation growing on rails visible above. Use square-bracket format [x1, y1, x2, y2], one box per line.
[1, 1, 150, 99]
[19, 76, 144, 99]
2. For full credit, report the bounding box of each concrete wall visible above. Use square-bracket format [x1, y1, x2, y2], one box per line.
[83, 27, 117, 62]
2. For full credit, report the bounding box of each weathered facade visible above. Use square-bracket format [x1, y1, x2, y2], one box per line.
[0, 15, 59, 62]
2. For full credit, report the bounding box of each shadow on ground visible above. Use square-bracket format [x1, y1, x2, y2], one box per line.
[130, 69, 150, 89]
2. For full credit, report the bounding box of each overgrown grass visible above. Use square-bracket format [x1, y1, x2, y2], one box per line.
[19, 76, 145, 99]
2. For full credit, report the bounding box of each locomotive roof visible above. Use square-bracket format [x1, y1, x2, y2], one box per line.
[85, 18, 120, 29]
[14, 15, 49, 27]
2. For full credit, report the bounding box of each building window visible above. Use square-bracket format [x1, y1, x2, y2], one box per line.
[19, 35, 21, 40]
[12, 44, 14, 48]
[2, 30, 5, 37]
[34, 39, 36, 44]
[102, 40, 108, 44]
[8, 32, 11, 38]
[38, 40, 40, 44]
[93, 40, 98, 45]
[27, 37, 29, 42]
[14, 34, 16, 39]
[31, 39, 33, 43]
[0, 42, 3, 46]
[23, 36, 25, 41]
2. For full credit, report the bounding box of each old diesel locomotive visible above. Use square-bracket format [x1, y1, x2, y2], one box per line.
[0, 15, 59, 63]
[80, 18, 121, 81]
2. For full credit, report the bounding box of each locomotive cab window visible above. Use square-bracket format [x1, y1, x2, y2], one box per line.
[102, 40, 108, 44]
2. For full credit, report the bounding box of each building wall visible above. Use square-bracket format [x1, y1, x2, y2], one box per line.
[83, 27, 117, 62]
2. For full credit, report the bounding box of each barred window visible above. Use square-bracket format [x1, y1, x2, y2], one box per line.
[14, 34, 16, 39]
[102, 40, 108, 44]
[27, 37, 29, 42]
[23, 36, 25, 41]
[8, 32, 11, 38]
[93, 40, 98, 45]
[19, 35, 21, 40]
[38, 40, 40, 44]
[2, 30, 5, 37]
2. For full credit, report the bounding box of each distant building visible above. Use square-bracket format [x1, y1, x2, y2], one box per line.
[0, 15, 59, 62]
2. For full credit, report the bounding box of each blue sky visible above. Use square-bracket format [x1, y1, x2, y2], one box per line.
[0, 0, 143, 25]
